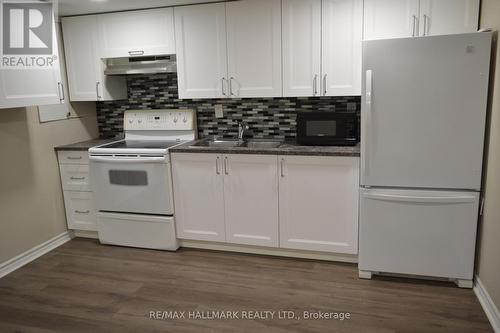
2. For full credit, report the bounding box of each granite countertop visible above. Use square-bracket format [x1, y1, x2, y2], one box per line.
[54, 137, 122, 151]
[170, 138, 360, 157]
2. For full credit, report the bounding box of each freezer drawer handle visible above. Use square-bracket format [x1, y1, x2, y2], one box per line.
[364, 193, 477, 204]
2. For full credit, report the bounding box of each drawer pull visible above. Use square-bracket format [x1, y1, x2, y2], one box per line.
[128, 50, 144, 56]
[70, 176, 86, 180]
[74, 210, 90, 214]
[67, 156, 83, 160]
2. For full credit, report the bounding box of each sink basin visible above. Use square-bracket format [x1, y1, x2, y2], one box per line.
[242, 141, 282, 148]
[189, 139, 283, 149]
[190, 139, 241, 148]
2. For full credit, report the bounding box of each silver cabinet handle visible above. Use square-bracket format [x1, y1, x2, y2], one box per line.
[313, 75, 318, 96]
[216, 156, 221, 174]
[412, 15, 417, 37]
[128, 50, 144, 56]
[280, 158, 285, 177]
[74, 210, 90, 214]
[224, 156, 229, 175]
[57, 82, 65, 102]
[229, 77, 235, 96]
[96, 82, 101, 100]
[221, 78, 227, 96]
[70, 176, 85, 180]
[67, 156, 83, 160]
[423, 14, 428, 36]
[323, 74, 327, 96]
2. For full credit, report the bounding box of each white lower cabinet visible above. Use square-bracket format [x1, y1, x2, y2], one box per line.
[279, 156, 359, 254]
[171, 153, 226, 242]
[223, 154, 279, 247]
[63, 191, 97, 231]
[172, 153, 278, 245]
[172, 153, 359, 255]
[58, 150, 97, 232]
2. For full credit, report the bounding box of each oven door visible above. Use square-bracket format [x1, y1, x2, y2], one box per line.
[89, 155, 173, 215]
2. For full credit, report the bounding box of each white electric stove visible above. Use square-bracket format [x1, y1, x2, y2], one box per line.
[89, 109, 196, 250]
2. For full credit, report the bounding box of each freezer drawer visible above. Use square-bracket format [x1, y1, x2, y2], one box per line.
[359, 188, 479, 280]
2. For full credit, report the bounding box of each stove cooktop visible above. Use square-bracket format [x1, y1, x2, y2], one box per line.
[97, 140, 184, 150]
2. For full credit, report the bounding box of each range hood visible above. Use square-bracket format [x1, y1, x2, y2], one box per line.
[104, 55, 176, 75]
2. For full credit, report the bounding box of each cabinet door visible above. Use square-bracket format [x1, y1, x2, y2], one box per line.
[223, 154, 279, 247]
[419, 0, 479, 36]
[97, 8, 175, 58]
[171, 153, 226, 242]
[0, 12, 61, 109]
[282, 0, 321, 97]
[61, 16, 126, 102]
[279, 156, 359, 254]
[61, 15, 99, 101]
[363, 0, 420, 40]
[38, 24, 70, 122]
[174, 3, 228, 99]
[226, 0, 282, 97]
[322, 0, 363, 96]
[63, 191, 97, 231]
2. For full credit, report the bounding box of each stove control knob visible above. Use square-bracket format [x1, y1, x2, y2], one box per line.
[129, 120, 133, 124]
[183, 117, 187, 123]
[138, 119, 142, 124]
[173, 117, 178, 123]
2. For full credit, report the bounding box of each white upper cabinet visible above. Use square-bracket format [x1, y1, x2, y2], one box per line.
[364, 0, 479, 40]
[38, 24, 70, 122]
[171, 153, 226, 242]
[226, 0, 282, 98]
[223, 154, 279, 247]
[282, 0, 321, 97]
[419, 0, 479, 36]
[363, 0, 420, 39]
[279, 156, 359, 254]
[0, 12, 61, 109]
[61, 15, 126, 101]
[97, 8, 175, 58]
[322, 0, 363, 96]
[174, 3, 228, 99]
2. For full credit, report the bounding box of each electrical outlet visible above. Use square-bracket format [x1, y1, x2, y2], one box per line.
[215, 104, 224, 118]
[347, 102, 356, 111]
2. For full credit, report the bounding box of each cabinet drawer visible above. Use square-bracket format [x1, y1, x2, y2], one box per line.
[58, 150, 89, 164]
[60, 164, 91, 191]
[63, 191, 97, 231]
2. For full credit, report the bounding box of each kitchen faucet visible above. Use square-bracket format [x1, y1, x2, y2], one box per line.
[238, 121, 249, 140]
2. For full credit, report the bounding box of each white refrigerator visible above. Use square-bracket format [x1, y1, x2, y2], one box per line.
[358, 32, 491, 288]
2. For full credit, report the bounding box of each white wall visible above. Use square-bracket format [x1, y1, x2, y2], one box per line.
[0, 106, 98, 263]
[477, 0, 500, 317]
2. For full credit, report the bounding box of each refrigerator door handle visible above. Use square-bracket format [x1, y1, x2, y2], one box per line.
[363, 192, 477, 204]
[362, 70, 373, 180]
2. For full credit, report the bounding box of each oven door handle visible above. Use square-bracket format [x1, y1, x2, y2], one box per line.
[89, 156, 167, 163]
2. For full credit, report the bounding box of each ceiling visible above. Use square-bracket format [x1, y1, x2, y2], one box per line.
[57, 0, 224, 17]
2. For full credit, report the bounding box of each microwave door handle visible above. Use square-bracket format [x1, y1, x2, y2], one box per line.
[89, 156, 166, 163]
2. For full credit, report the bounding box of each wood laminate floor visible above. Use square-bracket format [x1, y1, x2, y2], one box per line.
[0, 238, 492, 333]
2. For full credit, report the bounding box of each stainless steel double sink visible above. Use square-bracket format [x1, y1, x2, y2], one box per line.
[190, 139, 283, 149]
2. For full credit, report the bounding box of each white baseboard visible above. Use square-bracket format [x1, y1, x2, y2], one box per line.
[179, 239, 358, 263]
[474, 275, 500, 333]
[0, 231, 74, 279]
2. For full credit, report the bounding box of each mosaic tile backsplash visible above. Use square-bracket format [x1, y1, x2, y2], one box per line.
[96, 73, 361, 140]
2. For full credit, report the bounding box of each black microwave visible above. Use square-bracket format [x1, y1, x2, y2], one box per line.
[296, 112, 359, 146]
